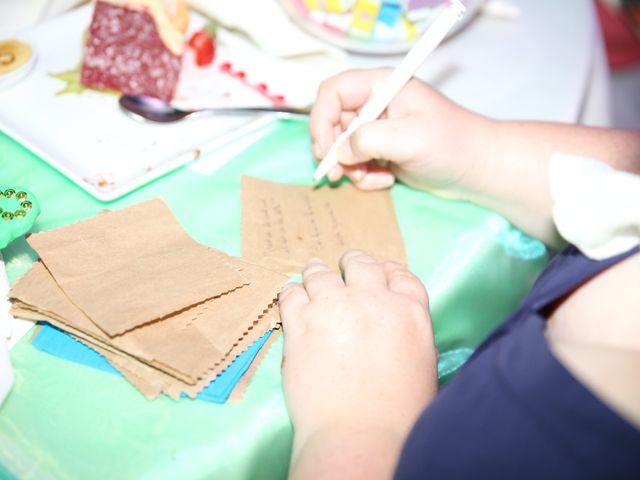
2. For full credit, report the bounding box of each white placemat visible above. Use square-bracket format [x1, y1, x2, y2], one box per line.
[0, 5, 320, 201]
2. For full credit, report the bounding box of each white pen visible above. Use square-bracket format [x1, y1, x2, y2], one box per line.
[313, 0, 466, 181]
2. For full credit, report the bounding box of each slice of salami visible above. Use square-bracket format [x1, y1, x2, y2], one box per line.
[81, 1, 182, 101]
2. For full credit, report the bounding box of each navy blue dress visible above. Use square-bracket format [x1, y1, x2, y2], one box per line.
[395, 245, 640, 479]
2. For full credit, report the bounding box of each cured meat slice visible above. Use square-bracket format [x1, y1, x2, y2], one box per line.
[81, 0, 185, 101]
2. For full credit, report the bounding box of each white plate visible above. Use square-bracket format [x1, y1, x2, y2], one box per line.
[280, 0, 484, 55]
[0, 5, 320, 201]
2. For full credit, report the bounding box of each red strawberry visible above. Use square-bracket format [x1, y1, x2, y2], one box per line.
[188, 21, 218, 66]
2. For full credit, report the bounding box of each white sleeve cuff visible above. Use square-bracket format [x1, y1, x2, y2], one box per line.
[550, 152, 640, 260]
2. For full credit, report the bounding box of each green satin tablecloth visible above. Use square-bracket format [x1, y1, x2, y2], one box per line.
[0, 121, 548, 480]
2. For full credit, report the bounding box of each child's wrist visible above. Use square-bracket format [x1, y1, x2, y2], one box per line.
[452, 116, 502, 205]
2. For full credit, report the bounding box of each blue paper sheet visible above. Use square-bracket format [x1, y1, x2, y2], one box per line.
[31, 323, 272, 403]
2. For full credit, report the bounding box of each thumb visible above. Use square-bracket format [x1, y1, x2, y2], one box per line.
[336, 117, 423, 168]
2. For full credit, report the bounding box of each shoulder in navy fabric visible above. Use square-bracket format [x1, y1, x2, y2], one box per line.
[395, 245, 640, 479]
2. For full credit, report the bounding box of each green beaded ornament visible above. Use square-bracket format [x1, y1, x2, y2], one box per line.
[0, 187, 40, 249]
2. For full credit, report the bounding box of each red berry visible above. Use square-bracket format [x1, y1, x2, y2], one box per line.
[188, 29, 215, 66]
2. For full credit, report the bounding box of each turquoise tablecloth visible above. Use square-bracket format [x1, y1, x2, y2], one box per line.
[0, 121, 548, 479]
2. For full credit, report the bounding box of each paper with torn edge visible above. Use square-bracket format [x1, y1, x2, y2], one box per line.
[13, 304, 278, 400]
[27, 199, 247, 336]
[241, 176, 407, 273]
[228, 327, 281, 404]
[170, 307, 280, 398]
[31, 323, 274, 403]
[10, 259, 286, 386]
[13, 305, 178, 398]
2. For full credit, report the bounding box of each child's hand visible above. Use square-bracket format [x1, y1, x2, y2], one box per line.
[310, 69, 493, 199]
[279, 251, 437, 477]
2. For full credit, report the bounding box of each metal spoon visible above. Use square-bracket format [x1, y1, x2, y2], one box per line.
[118, 95, 311, 123]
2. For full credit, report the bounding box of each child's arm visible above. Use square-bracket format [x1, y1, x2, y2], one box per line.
[310, 69, 640, 247]
[280, 251, 438, 480]
[469, 121, 640, 247]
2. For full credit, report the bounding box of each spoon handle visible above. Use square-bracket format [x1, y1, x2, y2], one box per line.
[187, 105, 311, 119]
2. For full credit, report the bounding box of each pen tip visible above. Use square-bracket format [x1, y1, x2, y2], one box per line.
[313, 161, 330, 181]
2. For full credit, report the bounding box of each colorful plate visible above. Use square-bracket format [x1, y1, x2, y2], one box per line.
[280, 0, 484, 55]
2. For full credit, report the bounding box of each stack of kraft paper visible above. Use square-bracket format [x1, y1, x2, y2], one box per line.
[9, 199, 287, 400]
